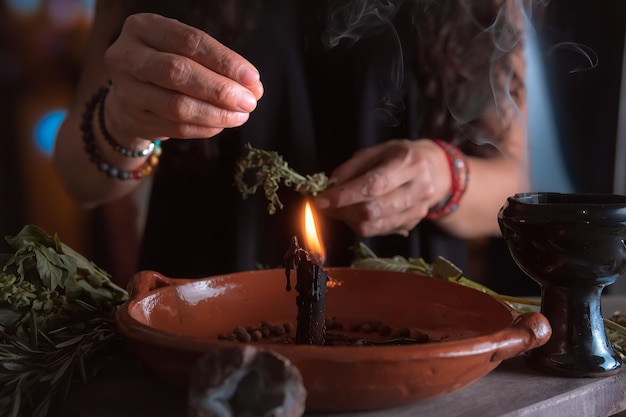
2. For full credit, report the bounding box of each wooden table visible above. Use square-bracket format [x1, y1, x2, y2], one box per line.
[54, 296, 626, 417]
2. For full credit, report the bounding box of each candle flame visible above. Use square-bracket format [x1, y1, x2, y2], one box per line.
[304, 201, 325, 263]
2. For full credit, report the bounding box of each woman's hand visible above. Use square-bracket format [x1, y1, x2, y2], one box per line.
[103, 13, 264, 143]
[312, 139, 451, 237]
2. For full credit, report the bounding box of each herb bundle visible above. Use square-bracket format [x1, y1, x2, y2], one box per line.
[0, 225, 128, 417]
[234, 143, 329, 214]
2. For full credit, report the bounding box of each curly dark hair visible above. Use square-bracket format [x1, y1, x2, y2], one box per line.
[119, 0, 528, 155]
[414, 0, 527, 155]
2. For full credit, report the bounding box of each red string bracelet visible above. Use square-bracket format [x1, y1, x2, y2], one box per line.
[426, 139, 470, 220]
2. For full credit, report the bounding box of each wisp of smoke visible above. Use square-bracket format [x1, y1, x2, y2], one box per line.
[322, 0, 406, 126]
[320, 0, 538, 143]
[547, 42, 599, 74]
[322, 0, 403, 48]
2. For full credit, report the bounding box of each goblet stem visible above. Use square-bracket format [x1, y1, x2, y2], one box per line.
[528, 284, 622, 377]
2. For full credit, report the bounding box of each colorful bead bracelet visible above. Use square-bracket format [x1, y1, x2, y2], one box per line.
[426, 139, 470, 220]
[96, 81, 156, 158]
[80, 84, 161, 181]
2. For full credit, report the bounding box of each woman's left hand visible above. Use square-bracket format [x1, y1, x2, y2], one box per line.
[312, 139, 450, 237]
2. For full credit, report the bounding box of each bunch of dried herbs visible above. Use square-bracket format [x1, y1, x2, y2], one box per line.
[234, 143, 329, 214]
[350, 242, 626, 361]
[0, 224, 128, 417]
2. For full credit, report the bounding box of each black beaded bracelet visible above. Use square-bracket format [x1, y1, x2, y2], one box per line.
[97, 82, 155, 158]
[80, 85, 161, 181]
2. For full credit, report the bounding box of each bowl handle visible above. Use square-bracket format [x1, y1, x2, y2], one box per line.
[490, 312, 552, 362]
[127, 270, 180, 299]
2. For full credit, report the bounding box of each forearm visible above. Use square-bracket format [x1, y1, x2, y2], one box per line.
[54, 1, 263, 208]
[434, 152, 530, 239]
[53, 1, 146, 208]
[435, 1, 529, 239]
[54, 98, 153, 208]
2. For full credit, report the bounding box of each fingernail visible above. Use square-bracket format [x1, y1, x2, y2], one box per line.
[237, 92, 257, 112]
[238, 66, 260, 86]
[313, 198, 330, 209]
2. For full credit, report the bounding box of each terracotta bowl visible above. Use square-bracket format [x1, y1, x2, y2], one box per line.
[116, 268, 551, 412]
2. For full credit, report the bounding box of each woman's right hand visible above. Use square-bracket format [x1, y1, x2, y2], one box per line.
[103, 13, 264, 143]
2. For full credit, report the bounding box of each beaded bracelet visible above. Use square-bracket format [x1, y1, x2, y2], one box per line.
[426, 139, 470, 220]
[96, 81, 155, 158]
[80, 85, 161, 181]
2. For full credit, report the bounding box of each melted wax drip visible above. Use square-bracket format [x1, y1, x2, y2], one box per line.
[283, 236, 329, 345]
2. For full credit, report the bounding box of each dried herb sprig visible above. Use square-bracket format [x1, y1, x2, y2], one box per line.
[350, 242, 626, 361]
[0, 225, 129, 417]
[234, 143, 329, 214]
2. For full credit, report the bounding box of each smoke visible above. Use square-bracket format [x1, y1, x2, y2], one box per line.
[443, 0, 534, 151]
[318, 0, 549, 145]
[321, 0, 406, 126]
[547, 42, 598, 73]
[322, 0, 403, 48]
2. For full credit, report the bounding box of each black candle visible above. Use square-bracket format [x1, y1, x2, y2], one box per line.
[284, 236, 328, 345]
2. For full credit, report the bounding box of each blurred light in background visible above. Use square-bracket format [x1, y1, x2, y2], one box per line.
[6, 0, 41, 15]
[33, 109, 66, 156]
[6, 0, 94, 23]
[2, 0, 95, 251]
[4, 0, 95, 158]
[47, 0, 94, 26]
[525, 17, 575, 193]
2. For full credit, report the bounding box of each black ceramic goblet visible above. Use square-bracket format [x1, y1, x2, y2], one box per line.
[498, 192, 626, 377]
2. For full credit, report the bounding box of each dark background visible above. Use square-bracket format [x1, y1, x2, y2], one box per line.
[1, 0, 625, 294]
[481, 0, 626, 295]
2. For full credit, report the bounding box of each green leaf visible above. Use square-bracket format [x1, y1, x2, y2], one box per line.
[0, 254, 11, 270]
[9, 382, 20, 417]
[4, 225, 51, 251]
[431, 256, 463, 280]
[0, 310, 25, 328]
[351, 242, 379, 260]
[28, 310, 38, 349]
[54, 335, 84, 349]
[35, 249, 64, 291]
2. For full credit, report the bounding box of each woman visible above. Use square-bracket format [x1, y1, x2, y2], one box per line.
[53, 0, 529, 280]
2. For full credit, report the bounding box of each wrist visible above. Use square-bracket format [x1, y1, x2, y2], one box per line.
[81, 83, 162, 181]
[426, 139, 470, 221]
[100, 81, 155, 155]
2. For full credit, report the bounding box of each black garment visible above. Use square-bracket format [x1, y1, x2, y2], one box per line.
[138, 0, 468, 278]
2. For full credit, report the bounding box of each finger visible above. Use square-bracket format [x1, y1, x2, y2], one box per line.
[124, 50, 259, 112]
[320, 182, 431, 237]
[324, 182, 429, 224]
[115, 103, 226, 140]
[348, 204, 426, 237]
[328, 145, 385, 184]
[122, 14, 263, 98]
[322, 141, 431, 208]
[109, 80, 230, 139]
[320, 157, 427, 209]
[358, 184, 426, 221]
[108, 40, 259, 114]
[111, 77, 250, 129]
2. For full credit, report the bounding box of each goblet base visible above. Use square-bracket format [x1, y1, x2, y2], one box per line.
[526, 348, 621, 378]
[527, 285, 624, 378]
